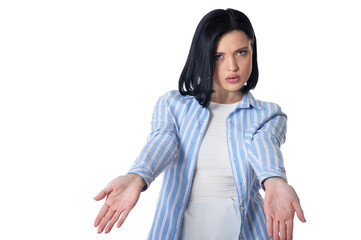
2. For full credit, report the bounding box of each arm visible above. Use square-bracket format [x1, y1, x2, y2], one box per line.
[246, 105, 288, 187]
[127, 92, 179, 190]
[247, 105, 305, 239]
[94, 92, 179, 233]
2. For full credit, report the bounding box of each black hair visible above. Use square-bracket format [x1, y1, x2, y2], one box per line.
[178, 8, 258, 108]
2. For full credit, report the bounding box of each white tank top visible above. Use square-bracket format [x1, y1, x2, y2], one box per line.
[189, 101, 239, 201]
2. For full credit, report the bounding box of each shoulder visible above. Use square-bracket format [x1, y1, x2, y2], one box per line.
[247, 93, 287, 130]
[158, 90, 196, 106]
[248, 92, 284, 115]
[246, 93, 287, 139]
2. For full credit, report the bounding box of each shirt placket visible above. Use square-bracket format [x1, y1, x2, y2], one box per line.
[226, 111, 247, 234]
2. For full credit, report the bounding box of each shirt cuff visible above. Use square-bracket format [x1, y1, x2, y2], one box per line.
[259, 171, 287, 191]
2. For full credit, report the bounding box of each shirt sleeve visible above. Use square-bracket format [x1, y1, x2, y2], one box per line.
[246, 104, 288, 190]
[127, 92, 179, 191]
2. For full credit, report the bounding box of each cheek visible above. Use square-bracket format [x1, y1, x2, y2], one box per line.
[247, 61, 252, 75]
[249, 55, 253, 70]
[243, 58, 252, 76]
[213, 64, 222, 80]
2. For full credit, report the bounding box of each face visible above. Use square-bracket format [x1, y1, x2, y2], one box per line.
[213, 30, 253, 101]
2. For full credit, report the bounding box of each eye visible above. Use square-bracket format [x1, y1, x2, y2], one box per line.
[214, 54, 223, 60]
[237, 50, 247, 56]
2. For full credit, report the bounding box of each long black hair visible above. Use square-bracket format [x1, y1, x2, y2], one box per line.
[178, 8, 258, 108]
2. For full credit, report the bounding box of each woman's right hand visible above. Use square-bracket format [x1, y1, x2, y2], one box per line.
[94, 173, 146, 234]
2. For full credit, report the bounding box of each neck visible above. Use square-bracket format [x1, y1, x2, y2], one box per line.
[211, 91, 244, 104]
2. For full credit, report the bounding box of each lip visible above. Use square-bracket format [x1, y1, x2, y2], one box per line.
[226, 74, 240, 83]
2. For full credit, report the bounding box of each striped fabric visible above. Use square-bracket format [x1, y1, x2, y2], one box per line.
[128, 90, 287, 240]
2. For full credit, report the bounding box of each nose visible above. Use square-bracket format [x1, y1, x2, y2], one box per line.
[227, 56, 239, 72]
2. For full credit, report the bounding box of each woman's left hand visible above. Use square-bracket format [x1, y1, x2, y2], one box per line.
[263, 177, 306, 240]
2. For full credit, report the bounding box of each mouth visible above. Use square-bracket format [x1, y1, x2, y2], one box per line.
[226, 74, 240, 83]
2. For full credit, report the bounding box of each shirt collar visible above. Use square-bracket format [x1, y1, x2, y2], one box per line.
[183, 91, 263, 109]
[234, 92, 263, 110]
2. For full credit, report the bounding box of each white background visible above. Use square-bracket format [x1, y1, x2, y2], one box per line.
[1, 0, 360, 239]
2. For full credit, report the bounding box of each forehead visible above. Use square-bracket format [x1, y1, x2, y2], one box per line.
[215, 30, 250, 50]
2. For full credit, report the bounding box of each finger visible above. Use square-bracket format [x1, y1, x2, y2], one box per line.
[117, 210, 130, 228]
[273, 220, 280, 240]
[98, 208, 116, 234]
[94, 204, 110, 227]
[286, 219, 293, 240]
[292, 200, 306, 222]
[279, 221, 286, 240]
[105, 210, 122, 233]
[94, 188, 111, 201]
[266, 215, 273, 238]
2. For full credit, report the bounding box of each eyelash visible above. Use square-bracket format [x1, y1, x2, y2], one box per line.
[214, 50, 248, 60]
[237, 50, 247, 55]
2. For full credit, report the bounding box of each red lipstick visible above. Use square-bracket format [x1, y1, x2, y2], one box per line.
[226, 74, 240, 83]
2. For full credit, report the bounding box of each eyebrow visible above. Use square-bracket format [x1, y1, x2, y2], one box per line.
[215, 46, 250, 54]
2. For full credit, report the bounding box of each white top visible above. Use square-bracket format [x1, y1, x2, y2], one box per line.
[189, 101, 239, 201]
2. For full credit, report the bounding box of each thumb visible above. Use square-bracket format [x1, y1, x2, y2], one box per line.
[293, 200, 306, 222]
[94, 188, 111, 201]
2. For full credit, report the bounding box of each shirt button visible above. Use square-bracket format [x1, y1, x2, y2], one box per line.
[231, 157, 236, 162]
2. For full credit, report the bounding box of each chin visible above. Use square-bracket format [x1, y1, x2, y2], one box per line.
[225, 84, 245, 91]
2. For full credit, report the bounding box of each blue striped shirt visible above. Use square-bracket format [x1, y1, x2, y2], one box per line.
[128, 90, 287, 240]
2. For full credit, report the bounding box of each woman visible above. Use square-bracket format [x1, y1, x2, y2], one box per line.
[94, 8, 306, 240]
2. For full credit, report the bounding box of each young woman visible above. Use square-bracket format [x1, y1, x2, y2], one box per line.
[94, 8, 306, 240]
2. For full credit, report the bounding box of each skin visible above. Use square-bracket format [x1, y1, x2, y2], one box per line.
[264, 177, 306, 240]
[94, 173, 145, 234]
[94, 30, 306, 239]
[212, 30, 252, 104]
